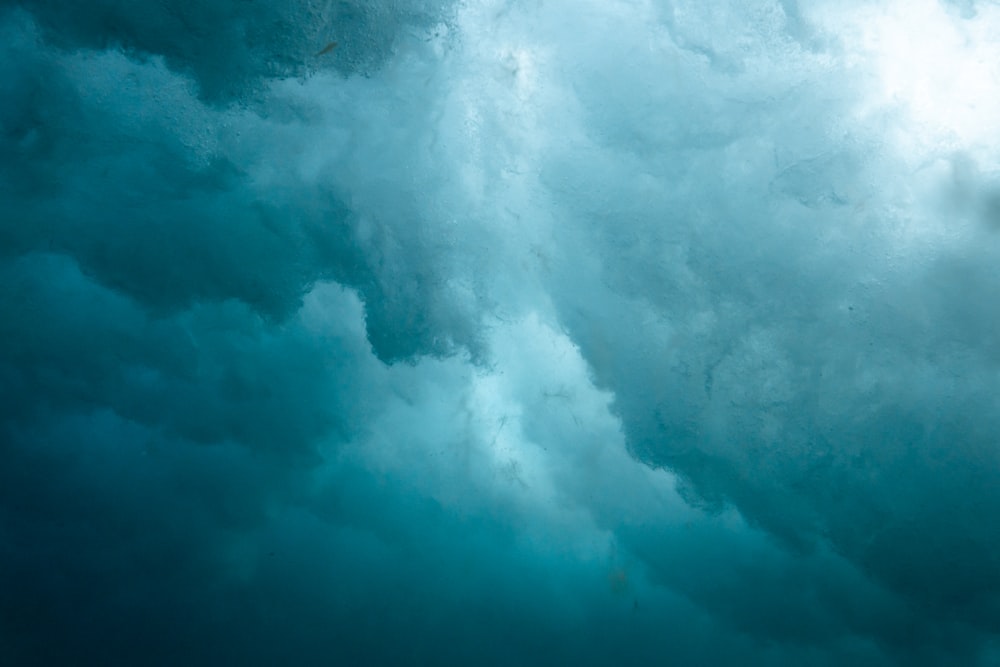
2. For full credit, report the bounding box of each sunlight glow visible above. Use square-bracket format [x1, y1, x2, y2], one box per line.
[862, 1, 1000, 153]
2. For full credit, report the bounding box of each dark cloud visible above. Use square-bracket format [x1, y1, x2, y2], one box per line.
[3, 1, 1000, 665]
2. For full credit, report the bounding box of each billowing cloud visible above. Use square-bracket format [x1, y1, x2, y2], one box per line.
[3, 0, 1000, 665]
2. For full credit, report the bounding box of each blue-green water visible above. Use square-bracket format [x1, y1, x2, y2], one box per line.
[2, 1, 1000, 664]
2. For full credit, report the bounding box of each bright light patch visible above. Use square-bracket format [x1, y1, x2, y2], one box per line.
[860, 0, 1000, 154]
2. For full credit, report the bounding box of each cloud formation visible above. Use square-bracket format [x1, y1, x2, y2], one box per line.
[3, 0, 1000, 664]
